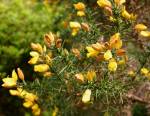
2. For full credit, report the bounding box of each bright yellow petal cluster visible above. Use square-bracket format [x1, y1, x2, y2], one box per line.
[140, 31, 150, 37]
[122, 7, 136, 20]
[82, 89, 91, 103]
[2, 70, 18, 88]
[135, 24, 147, 31]
[34, 64, 49, 72]
[141, 68, 149, 75]
[87, 70, 96, 82]
[97, 0, 112, 8]
[108, 59, 117, 72]
[104, 50, 112, 60]
[74, 2, 85, 11]
[77, 11, 85, 17]
[86, 46, 99, 58]
[69, 22, 81, 36]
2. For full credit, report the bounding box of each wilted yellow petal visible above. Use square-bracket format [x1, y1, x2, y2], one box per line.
[82, 89, 91, 103]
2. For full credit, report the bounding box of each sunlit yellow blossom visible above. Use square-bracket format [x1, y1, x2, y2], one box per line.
[9, 89, 19, 96]
[69, 22, 81, 36]
[141, 68, 149, 75]
[86, 46, 99, 58]
[108, 59, 117, 72]
[140, 31, 150, 37]
[74, 2, 85, 11]
[77, 11, 85, 17]
[69, 22, 81, 28]
[32, 108, 41, 116]
[104, 50, 112, 60]
[2, 70, 18, 88]
[97, 0, 112, 8]
[28, 56, 39, 64]
[30, 51, 39, 57]
[82, 89, 91, 103]
[122, 6, 131, 20]
[23, 101, 33, 108]
[114, 0, 126, 6]
[87, 71, 96, 82]
[34, 64, 49, 72]
[135, 24, 147, 31]
[109, 33, 122, 49]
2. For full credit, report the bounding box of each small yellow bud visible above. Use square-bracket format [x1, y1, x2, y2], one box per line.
[128, 70, 135, 77]
[44, 32, 55, 47]
[17, 68, 24, 81]
[31, 43, 43, 53]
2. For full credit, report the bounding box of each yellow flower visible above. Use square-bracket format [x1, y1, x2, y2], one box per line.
[28, 56, 39, 64]
[82, 89, 91, 103]
[135, 24, 147, 31]
[77, 11, 85, 17]
[104, 50, 112, 60]
[86, 71, 96, 82]
[32, 107, 41, 116]
[23, 101, 33, 108]
[114, 0, 126, 6]
[97, 0, 112, 8]
[122, 7, 131, 20]
[108, 59, 117, 72]
[24, 93, 38, 102]
[9, 89, 19, 96]
[69, 22, 81, 36]
[2, 70, 18, 88]
[109, 16, 116, 22]
[74, 2, 85, 11]
[34, 64, 49, 72]
[141, 68, 149, 75]
[140, 31, 150, 37]
[109, 33, 122, 49]
[69, 22, 81, 29]
[92, 42, 105, 51]
[86, 46, 99, 58]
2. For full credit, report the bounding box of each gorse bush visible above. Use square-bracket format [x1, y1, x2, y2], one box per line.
[0, 0, 65, 73]
[1, 0, 150, 116]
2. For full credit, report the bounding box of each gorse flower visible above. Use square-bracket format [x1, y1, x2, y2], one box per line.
[69, 21, 81, 36]
[141, 68, 149, 75]
[82, 89, 91, 103]
[97, 0, 112, 8]
[74, 2, 85, 11]
[2, 70, 18, 88]
[86, 46, 99, 58]
[135, 24, 147, 31]
[114, 0, 126, 6]
[86, 70, 96, 82]
[104, 50, 112, 61]
[34, 64, 49, 72]
[140, 31, 150, 37]
[108, 59, 117, 72]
